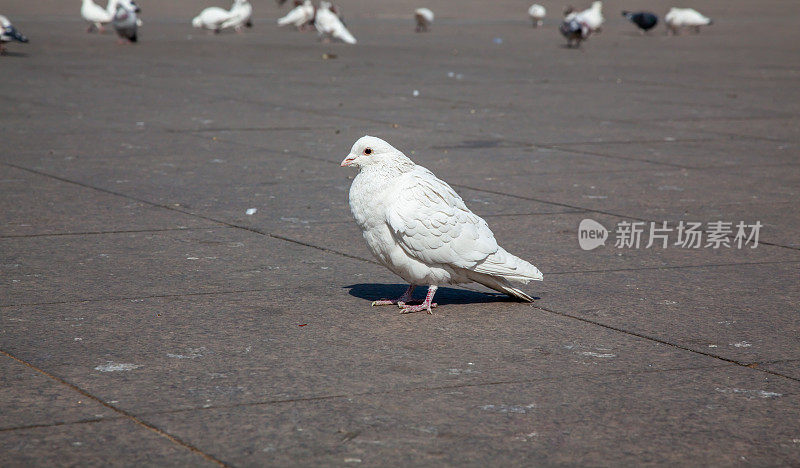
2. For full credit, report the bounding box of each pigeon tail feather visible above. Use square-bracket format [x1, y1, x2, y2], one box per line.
[464, 270, 534, 302]
[471, 247, 543, 284]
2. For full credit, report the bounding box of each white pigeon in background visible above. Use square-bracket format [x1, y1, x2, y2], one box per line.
[81, 0, 114, 32]
[572, 1, 604, 32]
[664, 7, 712, 35]
[277, 0, 315, 30]
[414, 8, 434, 32]
[0, 15, 28, 54]
[315, 1, 356, 44]
[528, 4, 546, 28]
[221, 0, 253, 32]
[342, 136, 543, 314]
[193, 6, 234, 32]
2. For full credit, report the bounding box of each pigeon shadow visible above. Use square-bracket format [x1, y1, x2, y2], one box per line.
[1, 51, 28, 58]
[345, 283, 540, 306]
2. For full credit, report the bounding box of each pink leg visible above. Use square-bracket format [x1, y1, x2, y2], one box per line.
[372, 284, 415, 307]
[399, 285, 438, 314]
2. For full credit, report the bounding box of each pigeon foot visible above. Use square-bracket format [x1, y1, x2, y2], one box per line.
[398, 285, 438, 314]
[371, 285, 415, 307]
[399, 302, 437, 314]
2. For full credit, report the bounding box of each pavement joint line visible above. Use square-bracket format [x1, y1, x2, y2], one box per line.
[133, 362, 743, 417]
[529, 304, 800, 383]
[129, 74, 745, 160]
[542, 144, 699, 169]
[1, 161, 379, 264]
[179, 131, 339, 166]
[0, 416, 120, 434]
[3, 157, 797, 271]
[167, 126, 332, 133]
[0, 227, 215, 239]
[0, 349, 231, 467]
[448, 182, 800, 252]
[4, 259, 794, 309]
[0, 288, 277, 309]
[547, 259, 800, 276]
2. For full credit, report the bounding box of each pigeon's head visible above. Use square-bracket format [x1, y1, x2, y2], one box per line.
[341, 136, 405, 169]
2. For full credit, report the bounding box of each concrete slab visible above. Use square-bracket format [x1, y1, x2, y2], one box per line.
[0, 166, 218, 237]
[143, 366, 800, 466]
[0, 355, 116, 430]
[0, 419, 218, 467]
[539, 262, 800, 363]
[0, 228, 358, 306]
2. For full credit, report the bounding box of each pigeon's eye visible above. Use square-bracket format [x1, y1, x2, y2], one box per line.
[364, 148, 372, 155]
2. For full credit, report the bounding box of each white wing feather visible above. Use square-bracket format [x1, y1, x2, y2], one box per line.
[386, 169, 499, 269]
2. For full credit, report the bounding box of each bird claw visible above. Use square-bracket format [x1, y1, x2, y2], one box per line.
[371, 299, 397, 307]
[398, 303, 437, 314]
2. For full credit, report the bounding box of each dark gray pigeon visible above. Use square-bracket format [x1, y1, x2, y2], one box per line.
[113, 1, 139, 43]
[622, 10, 658, 31]
[559, 18, 589, 48]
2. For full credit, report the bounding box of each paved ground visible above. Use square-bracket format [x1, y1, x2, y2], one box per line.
[2, 0, 799, 465]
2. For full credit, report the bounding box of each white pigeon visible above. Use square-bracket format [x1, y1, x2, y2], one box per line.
[414, 8, 434, 32]
[342, 136, 543, 314]
[112, 1, 138, 43]
[571, 1, 604, 32]
[665, 7, 712, 35]
[192, 6, 234, 32]
[277, 0, 315, 30]
[81, 0, 114, 32]
[315, 1, 356, 44]
[0, 15, 28, 54]
[528, 4, 546, 28]
[221, 0, 253, 32]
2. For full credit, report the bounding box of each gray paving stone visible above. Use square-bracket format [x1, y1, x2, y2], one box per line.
[0, 356, 116, 430]
[143, 366, 800, 466]
[0, 419, 218, 467]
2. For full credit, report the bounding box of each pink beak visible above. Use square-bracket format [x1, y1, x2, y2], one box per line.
[340, 155, 355, 167]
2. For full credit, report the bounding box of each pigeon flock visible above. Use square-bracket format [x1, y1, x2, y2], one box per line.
[0, 1, 716, 53]
[342, 137, 543, 314]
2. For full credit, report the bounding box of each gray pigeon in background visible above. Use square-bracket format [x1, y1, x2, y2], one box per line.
[342, 136, 543, 314]
[0, 15, 28, 54]
[113, 0, 139, 43]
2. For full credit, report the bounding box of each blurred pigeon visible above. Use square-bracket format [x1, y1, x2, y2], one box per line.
[570, 1, 604, 32]
[622, 10, 658, 32]
[665, 7, 712, 35]
[528, 4, 546, 28]
[342, 136, 543, 314]
[112, 0, 139, 43]
[414, 8, 434, 32]
[221, 0, 253, 31]
[81, 0, 114, 32]
[315, 1, 356, 44]
[277, 0, 314, 31]
[0, 15, 28, 54]
[559, 17, 589, 47]
[192, 7, 232, 32]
